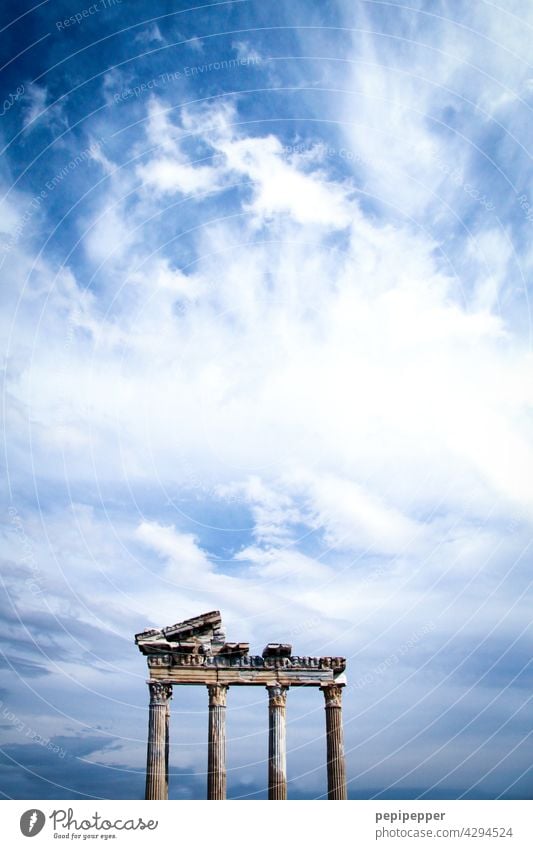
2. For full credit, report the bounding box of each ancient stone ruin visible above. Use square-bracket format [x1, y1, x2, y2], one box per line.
[135, 610, 347, 800]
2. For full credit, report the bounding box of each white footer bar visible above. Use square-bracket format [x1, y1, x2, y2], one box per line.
[3, 799, 532, 848]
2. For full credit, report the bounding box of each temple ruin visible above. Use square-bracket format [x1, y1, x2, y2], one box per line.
[135, 610, 347, 800]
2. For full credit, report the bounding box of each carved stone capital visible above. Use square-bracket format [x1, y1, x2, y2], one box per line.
[322, 683, 343, 708]
[267, 684, 288, 709]
[207, 683, 228, 707]
[148, 681, 173, 705]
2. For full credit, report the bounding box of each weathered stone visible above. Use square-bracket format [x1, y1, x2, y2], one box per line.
[219, 641, 250, 656]
[145, 682, 172, 800]
[162, 610, 222, 641]
[267, 685, 288, 800]
[322, 684, 347, 800]
[207, 684, 228, 800]
[262, 643, 292, 658]
[138, 612, 347, 801]
[135, 627, 163, 644]
[145, 653, 345, 686]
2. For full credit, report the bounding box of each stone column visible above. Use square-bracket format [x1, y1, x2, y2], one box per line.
[267, 684, 288, 800]
[322, 683, 347, 799]
[207, 684, 228, 800]
[145, 682, 172, 800]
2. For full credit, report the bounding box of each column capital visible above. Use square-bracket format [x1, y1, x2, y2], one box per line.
[148, 681, 173, 706]
[322, 683, 344, 708]
[266, 684, 288, 708]
[207, 683, 228, 707]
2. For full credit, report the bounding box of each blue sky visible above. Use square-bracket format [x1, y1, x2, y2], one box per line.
[0, 0, 532, 800]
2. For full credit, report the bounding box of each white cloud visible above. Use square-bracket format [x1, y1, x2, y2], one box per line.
[328, 0, 533, 228]
[304, 474, 428, 556]
[134, 23, 164, 46]
[22, 84, 67, 131]
[136, 521, 212, 579]
[22, 84, 48, 129]
[137, 157, 218, 195]
[135, 99, 226, 196]
[83, 202, 135, 265]
[133, 520, 332, 636]
[187, 36, 203, 53]
[232, 39, 263, 64]
[8, 98, 533, 534]
[4, 66, 533, 672]
[135, 98, 354, 225]
[215, 132, 354, 227]
[469, 228, 513, 312]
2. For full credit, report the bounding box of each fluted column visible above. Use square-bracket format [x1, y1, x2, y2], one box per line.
[267, 684, 288, 800]
[145, 682, 172, 800]
[323, 684, 347, 799]
[207, 684, 228, 799]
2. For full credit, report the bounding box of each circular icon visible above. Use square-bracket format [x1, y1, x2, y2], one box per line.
[20, 809, 45, 837]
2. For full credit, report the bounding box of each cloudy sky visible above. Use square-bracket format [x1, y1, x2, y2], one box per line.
[1, 0, 532, 800]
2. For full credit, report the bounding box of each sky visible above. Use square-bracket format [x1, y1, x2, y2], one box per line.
[0, 0, 532, 801]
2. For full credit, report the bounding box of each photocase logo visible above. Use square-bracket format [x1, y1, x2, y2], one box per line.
[20, 809, 45, 837]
